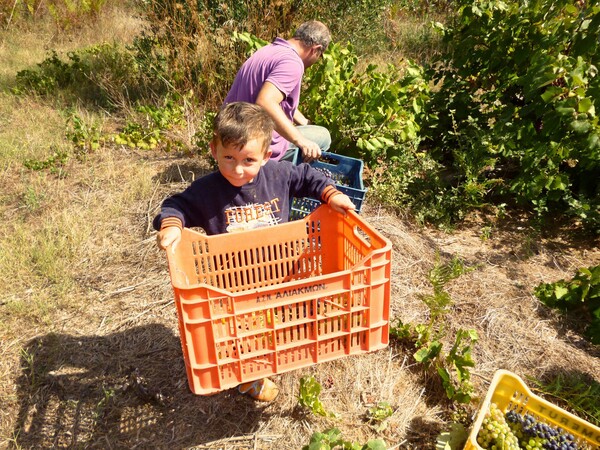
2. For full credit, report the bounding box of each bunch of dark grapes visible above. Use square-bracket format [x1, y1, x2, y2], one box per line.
[476, 403, 520, 449]
[314, 167, 333, 179]
[505, 410, 585, 450]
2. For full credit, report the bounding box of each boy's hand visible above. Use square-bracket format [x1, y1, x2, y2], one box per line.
[156, 226, 182, 252]
[328, 193, 355, 216]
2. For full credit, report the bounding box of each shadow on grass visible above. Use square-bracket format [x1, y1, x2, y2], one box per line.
[11, 324, 272, 449]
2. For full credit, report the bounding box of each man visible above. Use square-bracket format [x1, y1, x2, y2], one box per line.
[223, 20, 332, 163]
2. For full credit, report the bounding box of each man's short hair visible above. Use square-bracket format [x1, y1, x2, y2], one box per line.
[293, 20, 331, 52]
[214, 102, 274, 153]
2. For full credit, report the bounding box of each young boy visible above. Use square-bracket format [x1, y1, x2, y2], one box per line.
[153, 102, 355, 401]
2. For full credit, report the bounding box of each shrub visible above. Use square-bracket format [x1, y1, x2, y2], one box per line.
[14, 43, 162, 108]
[423, 0, 600, 231]
[132, 0, 278, 105]
[303, 42, 431, 163]
[534, 265, 600, 344]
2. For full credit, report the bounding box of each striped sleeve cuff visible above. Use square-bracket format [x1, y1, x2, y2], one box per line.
[160, 217, 183, 230]
[321, 185, 343, 205]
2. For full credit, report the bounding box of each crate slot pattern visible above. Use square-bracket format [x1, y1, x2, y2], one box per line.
[166, 206, 392, 395]
[465, 369, 600, 449]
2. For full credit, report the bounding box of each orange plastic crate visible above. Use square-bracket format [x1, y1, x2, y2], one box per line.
[165, 205, 392, 395]
[465, 369, 600, 449]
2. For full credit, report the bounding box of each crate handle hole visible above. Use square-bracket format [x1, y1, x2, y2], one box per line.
[353, 225, 372, 247]
[318, 154, 340, 166]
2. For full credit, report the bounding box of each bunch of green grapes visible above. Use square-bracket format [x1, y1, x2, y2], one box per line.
[476, 403, 520, 449]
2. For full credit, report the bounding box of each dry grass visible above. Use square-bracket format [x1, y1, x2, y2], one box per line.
[0, 3, 144, 89]
[1, 4, 599, 450]
[1, 147, 599, 449]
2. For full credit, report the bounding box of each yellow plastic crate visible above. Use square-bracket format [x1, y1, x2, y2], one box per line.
[465, 369, 600, 449]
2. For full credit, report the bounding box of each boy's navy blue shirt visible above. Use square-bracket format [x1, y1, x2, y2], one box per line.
[153, 160, 334, 235]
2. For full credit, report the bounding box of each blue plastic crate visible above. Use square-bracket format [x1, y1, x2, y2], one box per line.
[289, 152, 367, 221]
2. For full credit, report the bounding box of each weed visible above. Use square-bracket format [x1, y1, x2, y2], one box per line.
[366, 402, 394, 432]
[14, 43, 158, 108]
[19, 347, 36, 388]
[437, 329, 478, 404]
[93, 386, 116, 425]
[47, 0, 108, 31]
[21, 186, 45, 213]
[302, 427, 386, 450]
[192, 109, 217, 155]
[66, 112, 103, 155]
[114, 99, 186, 151]
[480, 225, 492, 241]
[297, 376, 336, 418]
[519, 228, 543, 258]
[1, 0, 111, 30]
[534, 265, 600, 344]
[23, 145, 69, 175]
[390, 254, 477, 403]
[421, 252, 476, 322]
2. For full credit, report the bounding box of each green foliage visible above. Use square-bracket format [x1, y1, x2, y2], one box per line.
[114, 98, 186, 150]
[14, 51, 71, 95]
[435, 422, 468, 450]
[93, 386, 116, 425]
[232, 30, 268, 54]
[295, 0, 395, 56]
[366, 402, 394, 433]
[421, 253, 476, 318]
[193, 109, 218, 154]
[534, 265, 600, 344]
[131, 0, 247, 104]
[66, 112, 103, 154]
[437, 329, 477, 404]
[297, 376, 336, 418]
[301, 39, 490, 227]
[19, 346, 37, 388]
[390, 255, 478, 403]
[303, 42, 431, 163]
[425, 0, 600, 231]
[21, 186, 45, 213]
[14, 43, 160, 108]
[302, 427, 387, 450]
[366, 402, 393, 423]
[23, 146, 70, 175]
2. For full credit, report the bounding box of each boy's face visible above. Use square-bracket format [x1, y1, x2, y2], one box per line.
[210, 137, 271, 187]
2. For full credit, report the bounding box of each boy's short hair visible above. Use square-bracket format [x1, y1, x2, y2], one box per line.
[214, 102, 274, 153]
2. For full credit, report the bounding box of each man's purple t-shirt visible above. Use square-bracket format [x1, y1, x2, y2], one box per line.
[224, 38, 304, 160]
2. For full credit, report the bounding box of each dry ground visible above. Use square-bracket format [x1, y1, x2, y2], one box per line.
[1, 147, 599, 450]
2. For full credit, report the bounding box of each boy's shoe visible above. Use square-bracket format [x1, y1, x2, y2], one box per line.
[238, 378, 279, 402]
